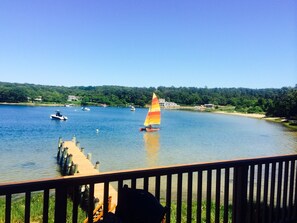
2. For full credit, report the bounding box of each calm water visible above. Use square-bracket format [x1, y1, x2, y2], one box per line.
[0, 105, 297, 183]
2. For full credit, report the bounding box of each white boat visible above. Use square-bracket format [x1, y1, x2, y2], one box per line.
[64, 104, 74, 107]
[82, 107, 90, 111]
[130, 106, 136, 111]
[50, 111, 68, 120]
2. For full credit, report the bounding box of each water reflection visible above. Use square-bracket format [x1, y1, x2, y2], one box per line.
[143, 132, 160, 167]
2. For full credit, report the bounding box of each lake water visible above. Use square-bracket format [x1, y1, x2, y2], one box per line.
[0, 105, 297, 183]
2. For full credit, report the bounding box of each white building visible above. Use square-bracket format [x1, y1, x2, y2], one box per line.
[67, 95, 80, 102]
[159, 98, 180, 109]
[159, 98, 166, 107]
[34, 96, 42, 102]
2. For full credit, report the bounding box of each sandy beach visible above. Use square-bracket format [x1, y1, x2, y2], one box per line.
[213, 111, 266, 119]
[176, 105, 267, 119]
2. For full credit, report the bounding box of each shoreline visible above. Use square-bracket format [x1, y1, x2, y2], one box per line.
[0, 102, 282, 119]
[175, 105, 297, 131]
[1, 102, 295, 130]
[212, 111, 266, 119]
[0, 102, 65, 107]
[212, 111, 297, 131]
[176, 105, 266, 119]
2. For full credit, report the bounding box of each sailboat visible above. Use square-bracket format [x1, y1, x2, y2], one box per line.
[140, 93, 161, 132]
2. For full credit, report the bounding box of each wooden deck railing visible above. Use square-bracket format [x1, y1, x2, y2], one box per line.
[1, 154, 297, 223]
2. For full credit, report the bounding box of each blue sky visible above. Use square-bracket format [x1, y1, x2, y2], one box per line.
[0, 0, 296, 88]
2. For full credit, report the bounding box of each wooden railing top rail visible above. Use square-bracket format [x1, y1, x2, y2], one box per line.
[1, 153, 297, 195]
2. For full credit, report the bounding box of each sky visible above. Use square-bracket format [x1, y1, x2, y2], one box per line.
[0, 0, 296, 89]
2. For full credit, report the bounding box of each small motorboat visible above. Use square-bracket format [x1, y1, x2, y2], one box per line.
[50, 111, 68, 120]
[64, 104, 73, 107]
[82, 107, 90, 111]
[130, 106, 136, 111]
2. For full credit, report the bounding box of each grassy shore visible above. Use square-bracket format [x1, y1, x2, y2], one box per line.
[262, 117, 297, 130]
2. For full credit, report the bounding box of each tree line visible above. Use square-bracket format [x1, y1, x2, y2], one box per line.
[0, 82, 296, 118]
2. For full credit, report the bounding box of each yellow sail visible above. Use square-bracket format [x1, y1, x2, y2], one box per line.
[144, 93, 161, 126]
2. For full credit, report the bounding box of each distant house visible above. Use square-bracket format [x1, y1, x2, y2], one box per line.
[67, 95, 80, 102]
[194, 104, 215, 111]
[204, 104, 214, 109]
[34, 96, 42, 102]
[159, 98, 180, 109]
[159, 98, 166, 107]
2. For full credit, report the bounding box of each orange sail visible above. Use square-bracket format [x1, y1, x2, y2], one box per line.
[144, 93, 161, 126]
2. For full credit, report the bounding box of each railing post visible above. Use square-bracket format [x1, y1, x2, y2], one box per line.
[25, 192, 31, 223]
[233, 165, 248, 223]
[55, 186, 68, 223]
[43, 189, 49, 223]
[5, 194, 11, 223]
[166, 174, 172, 223]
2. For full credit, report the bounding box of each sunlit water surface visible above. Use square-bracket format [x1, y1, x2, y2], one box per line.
[0, 105, 296, 183]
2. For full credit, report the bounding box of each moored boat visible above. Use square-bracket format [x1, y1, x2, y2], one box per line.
[50, 111, 68, 120]
[64, 104, 74, 107]
[82, 107, 90, 111]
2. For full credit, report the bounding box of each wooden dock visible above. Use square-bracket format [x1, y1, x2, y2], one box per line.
[57, 137, 118, 210]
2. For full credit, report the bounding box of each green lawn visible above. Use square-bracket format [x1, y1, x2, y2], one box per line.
[0, 193, 232, 223]
[0, 193, 86, 223]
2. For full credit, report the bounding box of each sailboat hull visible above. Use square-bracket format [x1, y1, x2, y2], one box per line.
[145, 128, 160, 132]
[140, 127, 160, 132]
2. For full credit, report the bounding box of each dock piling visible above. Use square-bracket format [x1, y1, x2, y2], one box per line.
[76, 141, 80, 149]
[58, 137, 63, 148]
[87, 153, 92, 161]
[94, 161, 100, 170]
[72, 135, 76, 144]
[57, 137, 118, 214]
